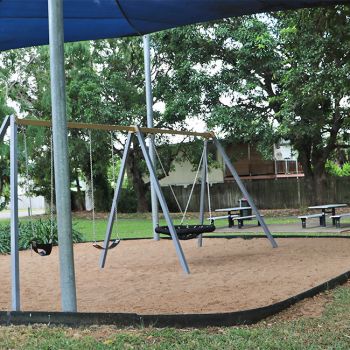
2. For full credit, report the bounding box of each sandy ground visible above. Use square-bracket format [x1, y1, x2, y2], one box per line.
[1, 238, 350, 315]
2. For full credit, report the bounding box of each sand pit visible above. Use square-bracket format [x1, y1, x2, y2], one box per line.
[0, 238, 350, 315]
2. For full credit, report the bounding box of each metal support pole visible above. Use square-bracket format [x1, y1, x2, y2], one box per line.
[143, 34, 159, 240]
[100, 133, 133, 268]
[136, 127, 190, 274]
[213, 137, 278, 248]
[0, 116, 10, 143]
[48, 0, 77, 311]
[10, 115, 20, 311]
[198, 141, 208, 248]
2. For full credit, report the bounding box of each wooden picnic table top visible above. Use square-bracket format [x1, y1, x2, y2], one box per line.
[308, 204, 347, 210]
[215, 206, 251, 212]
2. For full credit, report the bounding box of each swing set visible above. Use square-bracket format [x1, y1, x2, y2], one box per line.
[1, 115, 277, 275]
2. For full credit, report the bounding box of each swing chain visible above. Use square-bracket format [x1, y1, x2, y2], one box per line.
[88, 130, 97, 243]
[205, 154, 212, 219]
[110, 131, 120, 241]
[180, 147, 205, 225]
[23, 128, 35, 234]
[151, 140, 211, 224]
[152, 143, 184, 216]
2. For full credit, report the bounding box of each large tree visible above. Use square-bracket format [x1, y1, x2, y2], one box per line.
[276, 7, 350, 200]
[157, 5, 350, 203]
[0, 37, 197, 212]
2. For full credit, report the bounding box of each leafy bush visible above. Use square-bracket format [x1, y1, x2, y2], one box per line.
[0, 219, 84, 255]
[118, 186, 138, 213]
[0, 225, 10, 254]
[326, 161, 350, 177]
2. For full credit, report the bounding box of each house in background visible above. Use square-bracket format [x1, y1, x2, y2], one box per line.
[159, 140, 303, 187]
[1, 177, 45, 218]
[225, 140, 303, 181]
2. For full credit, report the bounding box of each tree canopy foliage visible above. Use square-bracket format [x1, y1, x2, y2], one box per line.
[157, 5, 350, 202]
[0, 4, 349, 208]
[0, 37, 200, 211]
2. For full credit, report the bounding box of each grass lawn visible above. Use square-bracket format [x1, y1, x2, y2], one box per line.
[1, 283, 350, 349]
[73, 217, 202, 241]
[7, 213, 350, 242]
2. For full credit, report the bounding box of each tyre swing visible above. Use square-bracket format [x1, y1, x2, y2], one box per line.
[24, 128, 54, 256]
[88, 130, 120, 250]
[153, 141, 215, 240]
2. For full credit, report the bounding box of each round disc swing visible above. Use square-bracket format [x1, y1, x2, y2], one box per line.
[152, 140, 215, 240]
[155, 225, 216, 240]
[89, 130, 120, 250]
[24, 128, 54, 256]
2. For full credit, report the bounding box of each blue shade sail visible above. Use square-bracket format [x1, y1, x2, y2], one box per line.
[0, 0, 348, 51]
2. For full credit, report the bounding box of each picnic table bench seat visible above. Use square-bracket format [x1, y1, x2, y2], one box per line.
[208, 214, 238, 225]
[235, 214, 264, 228]
[298, 213, 325, 228]
[330, 213, 350, 228]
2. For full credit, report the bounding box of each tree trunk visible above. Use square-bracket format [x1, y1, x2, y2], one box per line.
[313, 163, 328, 205]
[298, 147, 328, 205]
[126, 147, 149, 213]
[70, 176, 84, 211]
[94, 172, 113, 212]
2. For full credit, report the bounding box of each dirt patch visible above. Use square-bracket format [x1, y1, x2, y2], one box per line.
[0, 238, 350, 314]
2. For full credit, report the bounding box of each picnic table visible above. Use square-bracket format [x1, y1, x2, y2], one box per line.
[308, 204, 347, 226]
[215, 206, 252, 227]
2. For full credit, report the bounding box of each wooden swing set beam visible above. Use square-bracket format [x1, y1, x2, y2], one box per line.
[15, 118, 214, 139]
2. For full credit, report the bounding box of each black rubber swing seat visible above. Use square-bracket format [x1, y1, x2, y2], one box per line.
[155, 224, 216, 240]
[31, 241, 53, 256]
[93, 239, 121, 250]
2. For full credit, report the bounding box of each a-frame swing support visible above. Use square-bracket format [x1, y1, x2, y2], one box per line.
[99, 128, 190, 274]
[4, 117, 277, 310]
[100, 126, 278, 274]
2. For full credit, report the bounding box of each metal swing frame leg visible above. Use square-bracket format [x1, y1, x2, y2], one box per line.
[100, 132, 133, 268]
[135, 127, 190, 274]
[198, 140, 208, 248]
[0, 116, 10, 143]
[10, 115, 20, 310]
[213, 137, 278, 248]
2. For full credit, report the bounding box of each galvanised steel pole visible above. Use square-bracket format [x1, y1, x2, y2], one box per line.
[48, 0, 77, 311]
[10, 115, 20, 311]
[143, 34, 159, 241]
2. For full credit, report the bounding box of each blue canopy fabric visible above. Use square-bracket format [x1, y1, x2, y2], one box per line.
[0, 0, 349, 51]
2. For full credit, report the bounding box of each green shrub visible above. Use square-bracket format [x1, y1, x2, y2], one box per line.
[118, 186, 138, 213]
[326, 161, 350, 177]
[0, 219, 84, 255]
[0, 225, 10, 254]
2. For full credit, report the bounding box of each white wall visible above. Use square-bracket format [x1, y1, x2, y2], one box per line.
[159, 158, 224, 187]
[17, 195, 45, 210]
[274, 142, 298, 160]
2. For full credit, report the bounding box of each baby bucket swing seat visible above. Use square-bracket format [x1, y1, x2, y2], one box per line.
[24, 128, 54, 256]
